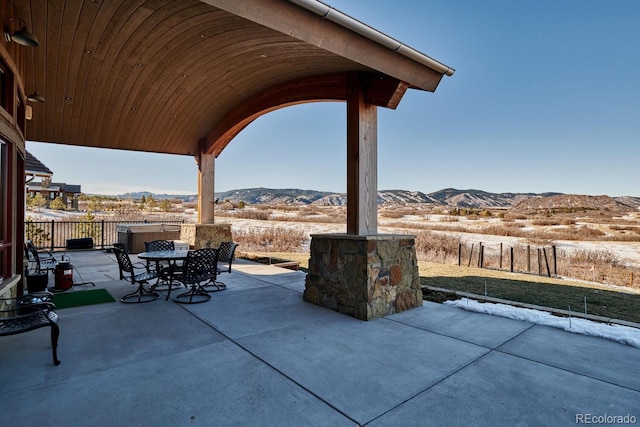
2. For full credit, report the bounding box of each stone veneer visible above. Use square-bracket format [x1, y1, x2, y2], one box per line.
[180, 223, 233, 249]
[304, 233, 422, 320]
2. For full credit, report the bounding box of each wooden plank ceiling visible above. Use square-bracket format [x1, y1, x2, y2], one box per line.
[17, 0, 450, 158]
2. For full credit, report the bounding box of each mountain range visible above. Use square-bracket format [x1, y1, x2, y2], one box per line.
[113, 188, 640, 210]
[212, 188, 640, 210]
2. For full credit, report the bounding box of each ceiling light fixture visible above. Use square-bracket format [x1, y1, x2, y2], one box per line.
[4, 17, 39, 47]
[27, 89, 45, 102]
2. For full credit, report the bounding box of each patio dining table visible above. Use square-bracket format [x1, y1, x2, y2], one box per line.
[137, 250, 189, 300]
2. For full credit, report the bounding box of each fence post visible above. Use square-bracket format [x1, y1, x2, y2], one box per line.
[479, 244, 484, 268]
[458, 243, 462, 266]
[537, 248, 542, 276]
[499, 243, 503, 270]
[552, 245, 557, 276]
[527, 245, 531, 272]
[100, 220, 105, 249]
[50, 220, 56, 252]
[510, 247, 514, 272]
[543, 248, 551, 277]
[468, 243, 474, 267]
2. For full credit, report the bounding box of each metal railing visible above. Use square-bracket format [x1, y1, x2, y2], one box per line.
[25, 220, 185, 251]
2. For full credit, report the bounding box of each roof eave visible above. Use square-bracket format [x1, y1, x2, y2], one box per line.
[204, 0, 454, 92]
[288, 0, 455, 77]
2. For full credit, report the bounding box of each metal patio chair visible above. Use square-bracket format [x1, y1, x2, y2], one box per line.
[174, 248, 220, 304]
[25, 240, 60, 275]
[0, 293, 60, 366]
[144, 240, 175, 269]
[113, 246, 160, 303]
[200, 241, 237, 292]
[144, 239, 180, 291]
[216, 242, 238, 275]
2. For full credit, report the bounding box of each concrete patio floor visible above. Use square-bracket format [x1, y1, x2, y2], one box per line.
[1, 250, 639, 426]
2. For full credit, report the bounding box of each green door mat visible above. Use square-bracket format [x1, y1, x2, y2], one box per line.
[52, 289, 115, 309]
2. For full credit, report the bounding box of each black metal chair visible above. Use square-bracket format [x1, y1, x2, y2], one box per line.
[207, 242, 237, 291]
[24, 240, 66, 292]
[174, 248, 220, 304]
[24, 240, 60, 275]
[113, 246, 160, 303]
[144, 240, 175, 269]
[144, 240, 179, 291]
[1, 291, 56, 313]
[0, 293, 60, 366]
[217, 241, 238, 274]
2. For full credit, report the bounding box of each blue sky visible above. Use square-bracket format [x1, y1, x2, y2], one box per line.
[27, 0, 640, 197]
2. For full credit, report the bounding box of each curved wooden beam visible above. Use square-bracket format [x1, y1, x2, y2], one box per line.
[202, 72, 406, 157]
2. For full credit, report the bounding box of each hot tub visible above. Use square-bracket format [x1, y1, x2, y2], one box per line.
[116, 223, 182, 254]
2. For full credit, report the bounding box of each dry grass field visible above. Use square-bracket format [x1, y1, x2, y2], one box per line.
[219, 203, 640, 324]
[215, 201, 640, 293]
[42, 197, 640, 287]
[33, 196, 640, 322]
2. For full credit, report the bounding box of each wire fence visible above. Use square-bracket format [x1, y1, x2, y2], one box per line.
[457, 241, 639, 288]
[459, 242, 558, 276]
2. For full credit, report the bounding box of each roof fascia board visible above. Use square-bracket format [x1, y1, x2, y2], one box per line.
[201, 0, 453, 91]
[24, 170, 53, 176]
[288, 0, 454, 77]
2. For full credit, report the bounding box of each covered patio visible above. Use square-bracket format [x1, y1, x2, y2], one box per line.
[13, 0, 456, 319]
[1, 250, 639, 425]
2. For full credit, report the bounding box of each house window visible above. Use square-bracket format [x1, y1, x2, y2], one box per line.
[0, 143, 5, 241]
[0, 67, 6, 111]
[0, 140, 11, 280]
[0, 60, 13, 115]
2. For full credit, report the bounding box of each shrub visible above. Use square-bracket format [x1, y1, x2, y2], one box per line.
[233, 227, 307, 252]
[532, 219, 561, 226]
[49, 197, 66, 210]
[414, 231, 460, 264]
[233, 209, 270, 220]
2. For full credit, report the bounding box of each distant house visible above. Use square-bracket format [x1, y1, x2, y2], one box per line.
[25, 150, 82, 210]
[25, 149, 53, 181]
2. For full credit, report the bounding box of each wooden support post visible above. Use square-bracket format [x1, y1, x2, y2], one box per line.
[346, 73, 378, 235]
[527, 245, 531, 272]
[198, 152, 215, 224]
[543, 248, 551, 277]
[499, 243, 503, 270]
[552, 245, 557, 276]
[458, 243, 462, 266]
[537, 248, 542, 276]
[468, 243, 474, 267]
[510, 247, 514, 272]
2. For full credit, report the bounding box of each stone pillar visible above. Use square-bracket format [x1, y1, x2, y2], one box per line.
[304, 233, 422, 321]
[180, 223, 233, 250]
[198, 152, 216, 224]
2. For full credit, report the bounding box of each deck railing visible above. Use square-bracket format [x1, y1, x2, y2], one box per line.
[25, 220, 185, 251]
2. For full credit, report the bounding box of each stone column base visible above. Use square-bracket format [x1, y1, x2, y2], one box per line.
[180, 223, 233, 249]
[304, 233, 422, 321]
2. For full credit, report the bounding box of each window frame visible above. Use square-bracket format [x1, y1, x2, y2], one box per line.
[0, 140, 13, 281]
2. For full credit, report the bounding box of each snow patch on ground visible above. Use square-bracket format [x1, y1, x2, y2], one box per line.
[444, 298, 640, 348]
